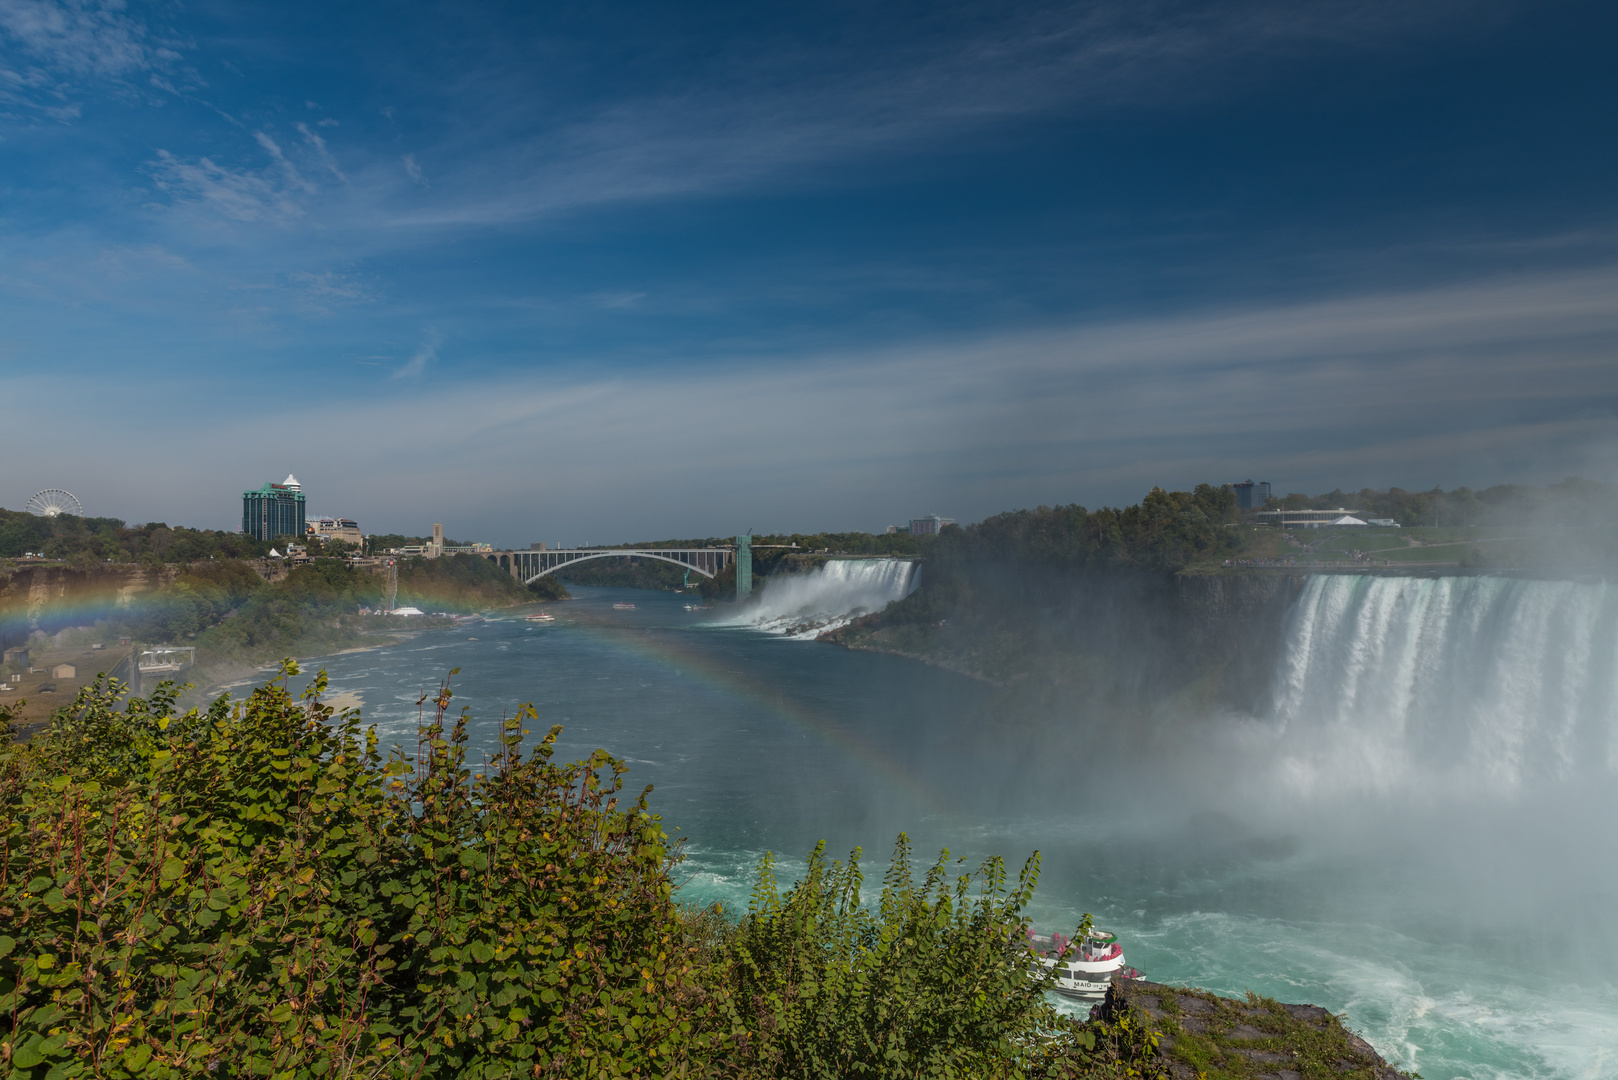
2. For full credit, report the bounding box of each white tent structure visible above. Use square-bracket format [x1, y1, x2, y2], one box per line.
[1332, 515, 1368, 527]
[390, 606, 426, 616]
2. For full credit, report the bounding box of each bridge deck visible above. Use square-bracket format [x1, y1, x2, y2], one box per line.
[486, 547, 736, 584]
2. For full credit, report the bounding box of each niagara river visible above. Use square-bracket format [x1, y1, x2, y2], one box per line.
[283, 565, 1618, 1080]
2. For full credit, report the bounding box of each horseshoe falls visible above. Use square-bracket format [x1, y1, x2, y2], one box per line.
[1097, 573, 1618, 1080]
[1264, 574, 1618, 799]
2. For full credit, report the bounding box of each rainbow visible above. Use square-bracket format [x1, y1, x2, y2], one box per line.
[3, 577, 951, 819]
[513, 607, 951, 817]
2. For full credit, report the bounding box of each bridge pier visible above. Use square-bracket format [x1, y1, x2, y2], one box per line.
[736, 535, 752, 599]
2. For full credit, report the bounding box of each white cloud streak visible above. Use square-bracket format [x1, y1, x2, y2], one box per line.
[145, 149, 305, 223]
[296, 121, 346, 182]
[145, 123, 354, 222]
[3, 264, 1611, 539]
[392, 334, 439, 379]
[396, 0, 1493, 227]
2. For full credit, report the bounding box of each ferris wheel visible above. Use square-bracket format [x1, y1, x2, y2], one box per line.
[26, 489, 83, 518]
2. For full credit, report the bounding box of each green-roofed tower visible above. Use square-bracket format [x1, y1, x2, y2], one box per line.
[242, 473, 306, 542]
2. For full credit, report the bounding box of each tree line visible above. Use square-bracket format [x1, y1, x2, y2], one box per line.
[1265, 477, 1617, 527]
[0, 509, 270, 564]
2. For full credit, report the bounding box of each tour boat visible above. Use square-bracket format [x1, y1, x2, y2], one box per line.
[1029, 929, 1141, 1000]
[525, 613, 555, 622]
[612, 602, 636, 610]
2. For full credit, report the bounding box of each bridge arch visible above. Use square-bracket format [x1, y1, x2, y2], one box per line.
[521, 551, 718, 585]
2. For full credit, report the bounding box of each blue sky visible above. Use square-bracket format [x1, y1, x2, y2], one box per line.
[2, 0, 1616, 544]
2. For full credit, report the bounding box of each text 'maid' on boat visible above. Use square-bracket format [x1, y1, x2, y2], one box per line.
[1030, 929, 1141, 1000]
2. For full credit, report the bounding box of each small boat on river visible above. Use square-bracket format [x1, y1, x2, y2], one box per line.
[1030, 929, 1141, 1000]
[525, 613, 555, 622]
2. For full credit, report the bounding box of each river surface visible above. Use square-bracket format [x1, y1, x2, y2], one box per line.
[284, 581, 1618, 1080]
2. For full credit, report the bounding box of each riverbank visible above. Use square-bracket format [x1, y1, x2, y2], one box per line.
[828, 638, 1013, 687]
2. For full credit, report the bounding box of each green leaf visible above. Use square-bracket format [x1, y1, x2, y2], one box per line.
[159, 857, 187, 881]
[122, 1044, 153, 1072]
[0, 936, 14, 958]
[11, 1034, 47, 1069]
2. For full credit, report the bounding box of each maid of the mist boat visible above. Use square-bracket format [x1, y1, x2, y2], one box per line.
[1029, 929, 1141, 1000]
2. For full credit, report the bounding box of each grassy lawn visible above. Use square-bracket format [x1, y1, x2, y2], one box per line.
[1228, 525, 1537, 567]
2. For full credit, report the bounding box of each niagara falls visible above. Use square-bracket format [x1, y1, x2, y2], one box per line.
[6, 0, 1618, 1074]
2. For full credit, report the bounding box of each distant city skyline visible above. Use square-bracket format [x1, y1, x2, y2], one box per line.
[3, 1, 1616, 543]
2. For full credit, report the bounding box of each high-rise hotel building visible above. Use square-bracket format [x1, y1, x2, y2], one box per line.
[242, 473, 306, 542]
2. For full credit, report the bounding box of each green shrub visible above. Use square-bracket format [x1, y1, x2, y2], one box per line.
[0, 671, 1159, 1079]
[724, 838, 1157, 1079]
[0, 664, 727, 1079]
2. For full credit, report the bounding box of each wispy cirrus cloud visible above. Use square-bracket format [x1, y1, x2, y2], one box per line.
[391, 333, 439, 379]
[395, 0, 1494, 227]
[287, 269, 374, 311]
[145, 148, 306, 223]
[0, 0, 170, 78]
[0, 0, 185, 119]
[295, 122, 346, 183]
[144, 124, 351, 223]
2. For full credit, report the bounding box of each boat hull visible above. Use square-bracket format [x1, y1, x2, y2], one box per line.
[1039, 957, 1128, 1000]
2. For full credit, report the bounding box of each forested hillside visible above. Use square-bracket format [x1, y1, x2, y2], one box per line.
[825, 486, 1242, 691]
[0, 508, 269, 562]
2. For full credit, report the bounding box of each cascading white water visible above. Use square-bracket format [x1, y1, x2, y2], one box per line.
[718, 558, 919, 638]
[1261, 574, 1618, 800]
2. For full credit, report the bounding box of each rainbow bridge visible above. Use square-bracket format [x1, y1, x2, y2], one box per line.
[486, 546, 735, 585]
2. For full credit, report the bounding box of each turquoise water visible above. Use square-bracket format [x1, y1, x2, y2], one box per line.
[284, 584, 1618, 1080]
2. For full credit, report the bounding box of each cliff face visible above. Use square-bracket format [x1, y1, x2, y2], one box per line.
[830, 567, 1310, 710]
[1171, 572, 1307, 712]
[0, 563, 184, 649]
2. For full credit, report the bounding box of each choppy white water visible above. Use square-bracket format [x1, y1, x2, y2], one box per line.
[717, 557, 919, 637]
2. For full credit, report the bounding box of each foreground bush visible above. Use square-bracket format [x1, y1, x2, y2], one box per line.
[727, 840, 1160, 1079]
[0, 668, 1159, 1079]
[0, 665, 721, 1079]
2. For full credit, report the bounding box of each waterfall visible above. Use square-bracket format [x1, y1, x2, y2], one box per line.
[719, 558, 919, 638]
[1262, 574, 1618, 799]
